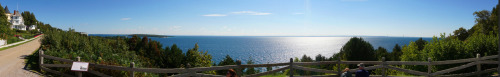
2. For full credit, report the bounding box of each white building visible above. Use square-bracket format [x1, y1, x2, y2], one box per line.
[0, 39, 5, 46]
[28, 25, 36, 30]
[4, 6, 35, 31]
[10, 10, 26, 30]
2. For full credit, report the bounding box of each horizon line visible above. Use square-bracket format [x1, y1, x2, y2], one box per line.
[88, 33, 433, 38]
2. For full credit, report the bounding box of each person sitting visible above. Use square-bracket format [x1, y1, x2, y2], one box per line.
[355, 63, 369, 77]
[341, 68, 353, 77]
[226, 69, 238, 77]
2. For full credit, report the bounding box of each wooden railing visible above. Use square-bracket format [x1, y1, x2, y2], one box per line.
[39, 50, 499, 77]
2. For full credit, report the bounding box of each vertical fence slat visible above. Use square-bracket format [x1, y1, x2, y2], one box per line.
[427, 58, 432, 77]
[290, 58, 293, 77]
[337, 56, 341, 77]
[236, 60, 242, 77]
[130, 62, 135, 77]
[476, 54, 481, 77]
[39, 50, 44, 71]
[382, 57, 386, 77]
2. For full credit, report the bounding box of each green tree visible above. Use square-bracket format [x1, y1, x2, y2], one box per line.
[0, 4, 12, 35]
[244, 57, 259, 75]
[315, 54, 327, 61]
[166, 44, 184, 68]
[335, 37, 376, 68]
[390, 44, 402, 61]
[415, 38, 427, 51]
[453, 27, 469, 41]
[375, 47, 388, 61]
[22, 11, 38, 26]
[216, 55, 236, 75]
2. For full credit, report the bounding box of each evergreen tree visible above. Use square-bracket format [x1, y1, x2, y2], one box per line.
[216, 55, 236, 75]
[22, 11, 38, 26]
[0, 4, 12, 35]
[415, 38, 427, 51]
[391, 44, 402, 61]
[453, 27, 469, 41]
[244, 57, 258, 75]
[375, 47, 388, 61]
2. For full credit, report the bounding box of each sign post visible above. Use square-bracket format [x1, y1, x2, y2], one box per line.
[71, 57, 88, 77]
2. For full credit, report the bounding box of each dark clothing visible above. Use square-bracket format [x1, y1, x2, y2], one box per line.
[341, 71, 353, 77]
[355, 69, 369, 77]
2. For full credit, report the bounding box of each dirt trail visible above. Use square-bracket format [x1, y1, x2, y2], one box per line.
[0, 37, 42, 77]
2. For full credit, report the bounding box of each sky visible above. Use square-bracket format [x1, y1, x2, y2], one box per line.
[0, 0, 497, 37]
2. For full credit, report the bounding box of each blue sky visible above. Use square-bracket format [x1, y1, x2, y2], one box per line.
[0, 0, 497, 37]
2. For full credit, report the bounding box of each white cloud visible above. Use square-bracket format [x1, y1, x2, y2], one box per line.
[203, 14, 227, 17]
[169, 26, 182, 31]
[231, 11, 272, 15]
[121, 18, 131, 20]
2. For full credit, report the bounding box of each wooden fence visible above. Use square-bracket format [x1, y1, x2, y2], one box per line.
[39, 50, 499, 77]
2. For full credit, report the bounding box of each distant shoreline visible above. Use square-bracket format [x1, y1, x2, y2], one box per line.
[88, 34, 432, 38]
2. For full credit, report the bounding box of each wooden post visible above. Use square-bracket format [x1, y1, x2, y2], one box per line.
[76, 56, 82, 77]
[427, 58, 432, 77]
[382, 57, 386, 77]
[236, 60, 242, 77]
[184, 63, 189, 76]
[130, 62, 135, 77]
[289, 58, 294, 77]
[38, 50, 43, 71]
[476, 54, 481, 77]
[337, 56, 341, 77]
[186, 63, 197, 77]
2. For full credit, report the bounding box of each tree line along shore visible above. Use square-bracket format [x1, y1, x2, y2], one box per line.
[16, 4, 500, 77]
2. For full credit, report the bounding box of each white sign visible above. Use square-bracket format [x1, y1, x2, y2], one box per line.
[71, 62, 89, 72]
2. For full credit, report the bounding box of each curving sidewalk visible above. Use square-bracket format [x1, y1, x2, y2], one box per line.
[0, 35, 43, 77]
[0, 34, 43, 49]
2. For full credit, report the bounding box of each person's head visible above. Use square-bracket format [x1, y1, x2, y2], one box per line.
[357, 63, 365, 70]
[226, 69, 237, 77]
[343, 68, 350, 72]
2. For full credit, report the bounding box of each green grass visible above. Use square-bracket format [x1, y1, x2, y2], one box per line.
[24, 48, 42, 74]
[7, 36, 22, 44]
[0, 36, 38, 51]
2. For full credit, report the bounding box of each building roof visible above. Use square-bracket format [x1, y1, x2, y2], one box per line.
[4, 6, 9, 14]
[13, 10, 20, 16]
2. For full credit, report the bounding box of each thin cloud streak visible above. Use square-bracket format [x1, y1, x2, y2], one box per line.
[121, 18, 131, 20]
[231, 11, 272, 15]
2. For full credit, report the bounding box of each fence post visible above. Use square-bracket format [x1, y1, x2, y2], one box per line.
[427, 58, 432, 77]
[184, 63, 190, 76]
[289, 58, 293, 77]
[39, 50, 43, 71]
[337, 56, 341, 77]
[382, 57, 386, 77]
[130, 62, 135, 77]
[236, 60, 242, 77]
[76, 56, 82, 77]
[476, 54, 481, 77]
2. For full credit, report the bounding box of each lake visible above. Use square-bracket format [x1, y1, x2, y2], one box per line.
[90, 34, 432, 64]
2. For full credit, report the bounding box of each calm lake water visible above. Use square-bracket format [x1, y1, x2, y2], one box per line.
[90, 34, 431, 64]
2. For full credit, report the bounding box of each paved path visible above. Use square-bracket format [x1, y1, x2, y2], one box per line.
[0, 37, 42, 77]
